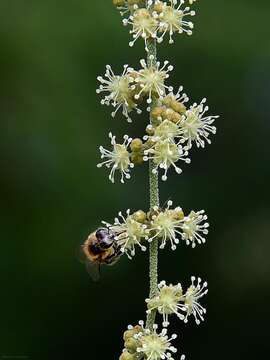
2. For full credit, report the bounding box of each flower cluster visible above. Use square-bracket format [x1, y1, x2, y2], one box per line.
[114, 0, 197, 49]
[119, 277, 207, 359]
[97, 81, 218, 182]
[120, 321, 183, 360]
[96, 56, 173, 122]
[101, 201, 209, 258]
[103, 209, 148, 258]
[146, 277, 208, 326]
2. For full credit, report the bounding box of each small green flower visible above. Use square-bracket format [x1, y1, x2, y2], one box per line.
[184, 276, 208, 324]
[147, 201, 184, 249]
[97, 133, 134, 183]
[105, 209, 148, 258]
[146, 281, 185, 326]
[156, 0, 196, 44]
[130, 56, 174, 104]
[135, 322, 178, 360]
[181, 209, 209, 247]
[180, 98, 219, 148]
[97, 64, 142, 122]
[123, 8, 158, 51]
[144, 141, 190, 181]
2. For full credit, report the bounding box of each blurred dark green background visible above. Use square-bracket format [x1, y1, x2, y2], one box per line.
[1, 0, 270, 358]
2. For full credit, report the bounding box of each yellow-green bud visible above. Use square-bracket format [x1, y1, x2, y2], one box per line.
[153, 2, 164, 13]
[151, 106, 164, 120]
[171, 100, 186, 115]
[132, 210, 147, 223]
[123, 325, 142, 341]
[119, 351, 137, 360]
[123, 330, 134, 341]
[128, 0, 143, 4]
[169, 209, 184, 221]
[163, 96, 186, 115]
[131, 152, 144, 165]
[113, 0, 125, 6]
[130, 138, 143, 152]
[124, 338, 139, 354]
[162, 95, 173, 108]
[164, 108, 181, 124]
[143, 138, 156, 151]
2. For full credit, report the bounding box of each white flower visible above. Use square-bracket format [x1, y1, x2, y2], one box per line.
[163, 85, 190, 109]
[114, 1, 136, 17]
[184, 276, 208, 324]
[151, 119, 183, 143]
[179, 98, 219, 148]
[96, 64, 141, 122]
[135, 322, 178, 360]
[144, 140, 190, 181]
[181, 210, 209, 248]
[156, 0, 196, 44]
[146, 281, 186, 326]
[104, 209, 148, 258]
[147, 201, 184, 249]
[123, 8, 158, 51]
[130, 56, 174, 104]
[97, 133, 134, 184]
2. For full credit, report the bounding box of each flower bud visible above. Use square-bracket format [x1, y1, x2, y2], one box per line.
[119, 350, 137, 360]
[132, 210, 147, 223]
[124, 337, 140, 354]
[127, 0, 143, 5]
[170, 208, 184, 221]
[123, 330, 134, 342]
[131, 153, 144, 164]
[171, 100, 187, 115]
[123, 325, 142, 341]
[151, 106, 164, 120]
[153, 2, 164, 13]
[163, 96, 187, 115]
[113, 0, 125, 6]
[164, 108, 181, 124]
[130, 138, 143, 152]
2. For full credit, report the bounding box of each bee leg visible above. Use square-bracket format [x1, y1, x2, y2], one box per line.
[106, 256, 118, 265]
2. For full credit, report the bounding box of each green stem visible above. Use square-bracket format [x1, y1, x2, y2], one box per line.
[146, 37, 160, 330]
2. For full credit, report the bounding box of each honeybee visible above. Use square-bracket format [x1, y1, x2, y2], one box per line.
[79, 227, 123, 281]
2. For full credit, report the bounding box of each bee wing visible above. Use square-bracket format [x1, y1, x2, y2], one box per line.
[85, 261, 101, 282]
[76, 245, 87, 264]
[76, 245, 101, 282]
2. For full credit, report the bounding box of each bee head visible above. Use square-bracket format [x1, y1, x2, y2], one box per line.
[95, 228, 115, 249]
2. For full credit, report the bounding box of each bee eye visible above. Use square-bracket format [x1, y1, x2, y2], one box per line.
[96, 228, 114, 248]
[95, 228, 108, 240]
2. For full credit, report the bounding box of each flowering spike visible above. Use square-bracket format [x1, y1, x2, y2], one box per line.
[89, 3, 218, 360]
